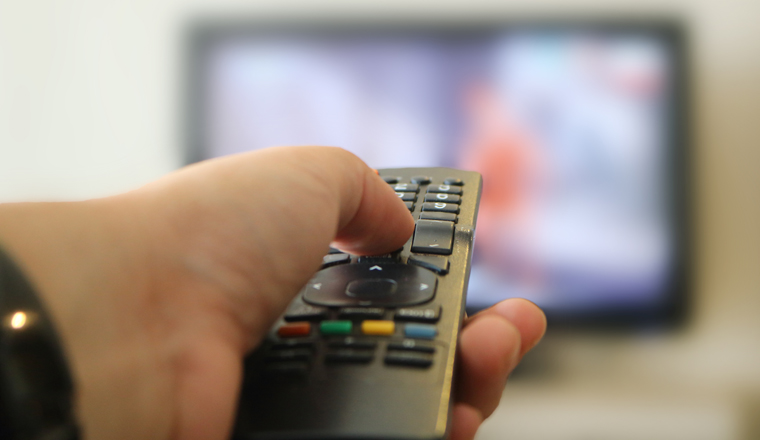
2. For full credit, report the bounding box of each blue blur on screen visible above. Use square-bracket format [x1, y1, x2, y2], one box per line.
[199, 28, 676, 316]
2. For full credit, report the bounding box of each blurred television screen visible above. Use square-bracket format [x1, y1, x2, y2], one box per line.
[188, 22, 688, 324]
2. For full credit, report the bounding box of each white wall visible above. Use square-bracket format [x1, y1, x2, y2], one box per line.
[1, 0, 759, 438]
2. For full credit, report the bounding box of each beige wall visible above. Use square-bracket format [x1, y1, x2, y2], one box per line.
[1, 0, 758, 438]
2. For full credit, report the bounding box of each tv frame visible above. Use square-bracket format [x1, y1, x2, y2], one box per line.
[183, 18, 691, 329]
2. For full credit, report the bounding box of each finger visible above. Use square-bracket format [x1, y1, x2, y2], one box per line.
[456, 314, 520, 418]
[467, 298, 547, 358]
[330, 154, 415, 254]
[227, 145, 415, 256]
[448, 404, 483, 440]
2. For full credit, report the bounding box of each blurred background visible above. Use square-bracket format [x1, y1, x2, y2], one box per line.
[0, 0, 758, 439]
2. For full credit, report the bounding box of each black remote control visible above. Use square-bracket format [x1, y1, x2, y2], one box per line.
[233, 167, 482, 440]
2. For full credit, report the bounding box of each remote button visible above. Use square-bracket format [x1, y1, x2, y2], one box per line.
[395, 306, 441, 323]
[320, 320, 352, 335]
[346, 279, 398, 299]
[443, 177, 464, 186]
[407, 255, 450, 275]
[411, 220, 454, 255]
[327, 337, 378, 350]
[278, 322, 311, 337]
[271, 340, 316, 350]
[404, 201, 414, 211]
[263, 362, 309, 376]
[321, 253, 351, 268]
[404, 323, 438, 340]
[284, 304, 329, 322]
[382, 176, 401, 184]
[396, 192, 416, 201]
[424, 193, 461, 204]
[411, 176, 432, 184]
[391, 183, 419, 193]
[419, 212, 457, 223]
[303, 263, 437, 307]
[387, 339, 436, 353]
[325, 349, 374, 363]
[361, 320, 395, 335]
[339, 307, 385, 319]
[421, 202, 459, 214]
[328, 247, 345, 254]
[427, 184, 462, 195]
[385, 352, 433, 368]
[357, 255, 399, 264]
[264, 349, 311, 362]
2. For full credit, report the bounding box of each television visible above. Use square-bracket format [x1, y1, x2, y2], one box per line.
[184, 20, 690, 327]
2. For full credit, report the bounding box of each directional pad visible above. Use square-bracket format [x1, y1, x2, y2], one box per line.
[302, 263, 437, 307]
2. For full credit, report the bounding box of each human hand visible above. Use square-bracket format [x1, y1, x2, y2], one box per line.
[0, 146, 545, 440]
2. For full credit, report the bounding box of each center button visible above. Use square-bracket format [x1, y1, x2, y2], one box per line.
[346, 278, 398, 299]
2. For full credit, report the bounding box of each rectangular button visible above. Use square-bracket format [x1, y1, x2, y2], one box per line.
[395, 306, 441, 322]
[384, 352, 433, 368]
[407, 256, 449, 275]
[327, 337, 378, 349]
[278, 322, 312, 337]
[263, 362, 309, 376]
[419, 212, 457, 223]
[321, 253, 351, 268]
[411, 220, 454, 255]
[271, 340, 315, 350]
[387, 339, 436, 353]
[320, 320, 352, 335]
[264, 349, 312, 362]
[426, 184, 463, 195]
[284, 304, 329, 322]
[396, 192, 416, 201]
[424, 193, 461, 204]
[404, 201, 414, 211]
[339, 307, 385, 319]
[391, 183, 419, 192]
[325, 349, 374, 363]
[404, 323, 438, 339]
[361, 320, 395, 335]
[422, 202, 459, 214]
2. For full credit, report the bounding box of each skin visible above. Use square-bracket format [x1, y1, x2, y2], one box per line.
[0, 146, 546, 440]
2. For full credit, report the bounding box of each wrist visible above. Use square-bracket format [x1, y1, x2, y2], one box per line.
[0, 199, 171, 439]
[0, 245, 79, 440]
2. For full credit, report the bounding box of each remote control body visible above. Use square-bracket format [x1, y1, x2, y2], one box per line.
[233, 167, 482, 440]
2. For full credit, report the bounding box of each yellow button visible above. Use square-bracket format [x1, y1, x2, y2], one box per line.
[361, 320, 395, 335]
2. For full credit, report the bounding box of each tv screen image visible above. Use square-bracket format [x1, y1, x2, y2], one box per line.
[187, 23, 688, 325]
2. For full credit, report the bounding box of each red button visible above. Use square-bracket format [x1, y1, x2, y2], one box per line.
[278, 322, 311, 337]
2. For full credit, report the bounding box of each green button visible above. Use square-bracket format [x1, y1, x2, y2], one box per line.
[320, 320, 352, 335]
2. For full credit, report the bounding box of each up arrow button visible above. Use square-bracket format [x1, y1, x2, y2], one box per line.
[369, 265, 383, 271]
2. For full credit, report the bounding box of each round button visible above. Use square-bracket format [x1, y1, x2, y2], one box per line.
[411, 176, 432, 184]
[346, 278, 398, 299]
[382, 176, 401, 184]
[443, 177, 464, 186]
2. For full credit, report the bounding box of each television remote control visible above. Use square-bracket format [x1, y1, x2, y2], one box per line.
[233, 167, 482, 440]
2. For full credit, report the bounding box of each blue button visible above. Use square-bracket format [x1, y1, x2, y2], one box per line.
[404, 323, 437, 339]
